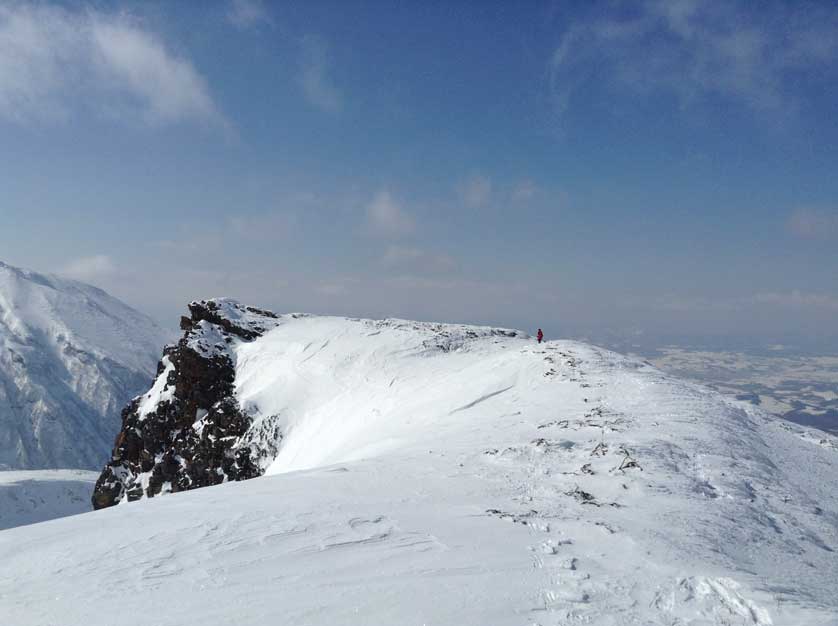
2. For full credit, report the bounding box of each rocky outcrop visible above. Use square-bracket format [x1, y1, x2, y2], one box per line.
[91, 299, 283, 510]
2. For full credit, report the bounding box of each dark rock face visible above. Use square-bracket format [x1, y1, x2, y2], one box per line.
[92, 299, 282, 510]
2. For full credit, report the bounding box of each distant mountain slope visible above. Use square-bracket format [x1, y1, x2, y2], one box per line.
[0, 261, 168, 469]
[7, 302, 838, 624]
[0, 470, 98, 530]
[645, 346, 838, 435]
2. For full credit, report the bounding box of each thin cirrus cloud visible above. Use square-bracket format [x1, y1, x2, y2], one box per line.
[365, 190, 415, 238]
[227, 0, 272, 29]
[298, 35, 343, 113]
[59, 254, 117, 283]
[0, 2, 226, 127]
[550, 1, 838, 117]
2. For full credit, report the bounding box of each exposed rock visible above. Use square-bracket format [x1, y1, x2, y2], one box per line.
[92, 299, 282, 510]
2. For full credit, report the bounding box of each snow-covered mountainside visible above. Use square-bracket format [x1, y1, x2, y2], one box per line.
[12, 299, 835, 625]
[0, 261, 167, 469]
[0, 469, 98, 530]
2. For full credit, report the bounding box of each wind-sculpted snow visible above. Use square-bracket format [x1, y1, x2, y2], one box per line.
[0, 261, 167, 469]
[40, 301, 838, 625]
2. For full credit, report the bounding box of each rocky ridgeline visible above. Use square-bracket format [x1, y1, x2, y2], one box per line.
[91, 299, 284, 509]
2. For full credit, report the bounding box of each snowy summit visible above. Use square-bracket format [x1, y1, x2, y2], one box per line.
[3, 298, 837, 625]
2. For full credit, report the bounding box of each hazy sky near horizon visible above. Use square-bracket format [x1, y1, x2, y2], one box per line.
[1, 0, 837, 344]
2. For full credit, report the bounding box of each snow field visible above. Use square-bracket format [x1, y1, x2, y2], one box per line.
[2, 314, 836, 625]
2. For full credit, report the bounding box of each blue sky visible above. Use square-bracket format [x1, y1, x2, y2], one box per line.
[1, 0, 837, 346]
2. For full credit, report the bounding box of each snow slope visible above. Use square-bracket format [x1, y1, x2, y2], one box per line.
[2, 313, 837, 625]
[0, 469, 98, 530]
[0, 261, 168, 469]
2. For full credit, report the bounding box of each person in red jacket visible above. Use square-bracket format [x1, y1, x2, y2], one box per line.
[537, 328, 544, 344]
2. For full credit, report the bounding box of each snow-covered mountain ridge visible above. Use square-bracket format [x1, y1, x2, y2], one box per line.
[34, 298, 835, 624]
[91, 299, 529, 507]
[0, 261, 168, 469]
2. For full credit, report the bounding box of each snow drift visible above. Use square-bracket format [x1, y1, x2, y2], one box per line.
[0, 260, 167, 469]
[10, 298, 837, 625]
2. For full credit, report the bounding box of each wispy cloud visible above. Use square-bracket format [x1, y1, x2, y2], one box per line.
[459, 174, 492, 209]
[365, 190, 415, 238]
[787, 207, 838, 239]
[60, 254, 117, 283]
[227, 0, 272, 29]
[298, 35, 343, 113]
[550, 1, 838, 118]
[0, 3, 226, 127]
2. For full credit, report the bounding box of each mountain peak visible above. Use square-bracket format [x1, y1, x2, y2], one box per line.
[0, 261, 168, 469]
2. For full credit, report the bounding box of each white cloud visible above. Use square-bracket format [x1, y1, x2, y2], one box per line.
[459, 174, 492, 209]
[550, 1, 838, 118]
[787, 207, 838, 239]
[60, 255, 116, 283]
[227, 0, 272, 29]
[90, 18, 223, 126]
[365, 190, 415, 238]
[0, 3, 226, 127]
[299, 35, 343, 113]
